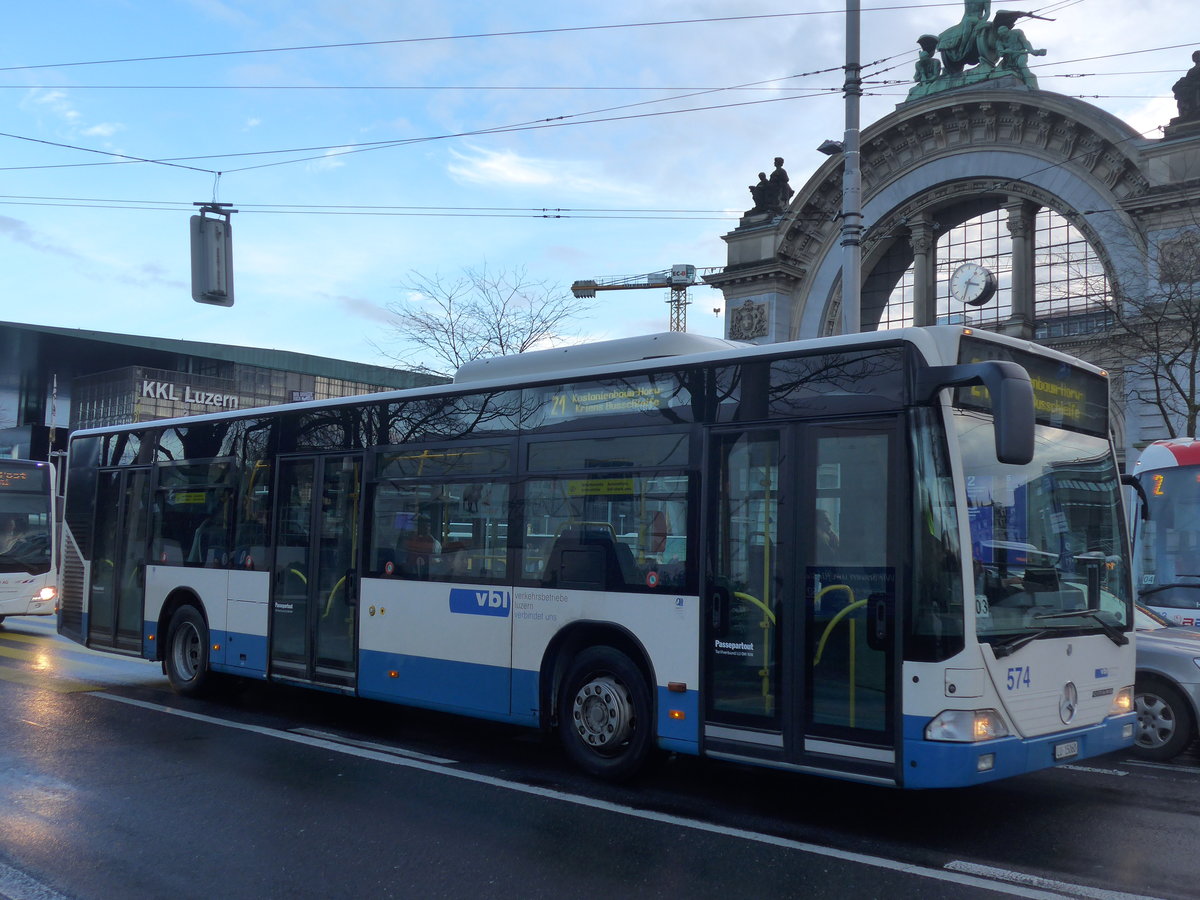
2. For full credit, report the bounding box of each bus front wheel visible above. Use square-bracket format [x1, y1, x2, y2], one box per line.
[165, 605, 212, 697]
[559, 646, 652, 782]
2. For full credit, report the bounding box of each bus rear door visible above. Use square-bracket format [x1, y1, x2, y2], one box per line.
[270, 454, 363, 688]
[88, 467, 151, 653]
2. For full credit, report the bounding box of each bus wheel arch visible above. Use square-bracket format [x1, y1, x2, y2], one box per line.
[162, 596, 213, 697]
[545, 623, 656, 781]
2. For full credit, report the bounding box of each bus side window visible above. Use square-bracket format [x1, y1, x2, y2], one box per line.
[521, 475, 690, 593]
[368, 478, 508, 583]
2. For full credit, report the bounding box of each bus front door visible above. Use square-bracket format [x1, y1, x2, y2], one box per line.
[704, 420, 899, 784]
[88, 467, 150, 653]
[270, 454, 362, 688]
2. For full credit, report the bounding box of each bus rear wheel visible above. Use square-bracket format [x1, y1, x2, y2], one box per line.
[559, 646, 652, 782]
[165, 605, 212, 697]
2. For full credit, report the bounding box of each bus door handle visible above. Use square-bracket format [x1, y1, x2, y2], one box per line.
[710, 585, 730, 635]
[867, 594, 889, 650]
[345, 568, 358, 607]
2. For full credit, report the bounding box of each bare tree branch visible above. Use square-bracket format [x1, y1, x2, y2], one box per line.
[375, 265, 593, 379]
[1088, 230, 1200, 439]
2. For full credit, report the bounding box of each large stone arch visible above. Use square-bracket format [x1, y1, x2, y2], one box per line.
[709, 88, 1167, 344]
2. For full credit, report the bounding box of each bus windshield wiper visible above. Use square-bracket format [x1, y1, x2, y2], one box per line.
[1140, 581, 1200, 597]
[989, 629, 1053, 658]
[1034, 609, 1129, 646]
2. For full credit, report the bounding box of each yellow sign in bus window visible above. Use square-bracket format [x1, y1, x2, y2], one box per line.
[566, 478, 636, 497]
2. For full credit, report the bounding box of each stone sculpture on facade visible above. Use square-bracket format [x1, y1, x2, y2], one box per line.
[905, 1, 1050, 102]
[1167, 51, 1200, 135]
[745, 157, 794, 217]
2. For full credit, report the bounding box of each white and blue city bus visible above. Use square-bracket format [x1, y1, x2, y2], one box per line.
[57, 326, 1135, 788]
[0, 458, 58, 625]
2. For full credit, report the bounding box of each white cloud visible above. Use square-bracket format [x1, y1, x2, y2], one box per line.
[308, 148, 350, 171]
[446, 145, 639, 198]
[24, 89, 80, 123]
[82, 123, 123, 138]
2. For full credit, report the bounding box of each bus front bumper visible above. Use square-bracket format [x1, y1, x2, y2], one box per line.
[901, 712, 1136, 788]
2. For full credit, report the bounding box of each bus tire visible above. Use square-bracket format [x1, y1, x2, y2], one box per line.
[165, 605, 212, 697]
[1134, 675, 1195, 761]
[559, 646, 653, 782]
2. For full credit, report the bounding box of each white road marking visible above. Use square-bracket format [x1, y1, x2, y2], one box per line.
[1121, 759, 1200, 774]
[945, 862, 1164, 900]
[92, 691, 1156, 900]
[1058, 764, 1129, 776]
[0, 860, 72, 900]
[289, 727, 457, 764]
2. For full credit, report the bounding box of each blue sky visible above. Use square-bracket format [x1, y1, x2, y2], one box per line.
[2, 1, 1192, 370]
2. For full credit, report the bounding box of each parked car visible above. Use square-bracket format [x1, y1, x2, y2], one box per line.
[1133, 604, 1200, 760]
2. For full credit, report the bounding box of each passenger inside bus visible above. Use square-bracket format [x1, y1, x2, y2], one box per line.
[403, 515, 441, 578]
[0, 515, 26, 554]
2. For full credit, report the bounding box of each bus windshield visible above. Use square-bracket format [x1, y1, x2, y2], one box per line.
[0, 470, 53, 576]
[954, 410, 1130, 645]
[1136, 466, 1200, 610]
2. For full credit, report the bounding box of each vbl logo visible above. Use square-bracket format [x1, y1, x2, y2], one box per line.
[449, 588, 511, 618]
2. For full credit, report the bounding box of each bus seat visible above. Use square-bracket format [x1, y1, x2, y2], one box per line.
[157, 540, 183, 565]
[542, 527, 634, 591]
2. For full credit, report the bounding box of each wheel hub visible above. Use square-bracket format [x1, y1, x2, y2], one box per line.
[174, 622, 201, 679]
[571, 676, 633, 750]
[1135, 694, 1176, 748]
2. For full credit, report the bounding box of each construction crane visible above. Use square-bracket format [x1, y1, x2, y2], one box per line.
[571, 265, 712, 332]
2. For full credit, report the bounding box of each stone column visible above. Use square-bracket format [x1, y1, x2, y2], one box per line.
[908, 214, 938, 326]
[1002, 199, 1039, 340]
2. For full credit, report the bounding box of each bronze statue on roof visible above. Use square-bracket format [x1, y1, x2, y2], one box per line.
[905, 3, 1052, 102]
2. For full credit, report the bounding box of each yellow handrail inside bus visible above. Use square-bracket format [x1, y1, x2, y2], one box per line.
[813, 586, 859, 663]
[812, 586, 862, 728]
[324, 575, 345, 618]
[734, 591, 776, 714]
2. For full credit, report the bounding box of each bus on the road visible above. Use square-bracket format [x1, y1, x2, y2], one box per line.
[1128, 438, 1200, 626]
[0, 459, 58, 625]
[57, 326, 1136, 788]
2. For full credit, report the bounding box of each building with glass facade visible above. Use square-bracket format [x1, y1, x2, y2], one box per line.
[0, 320, 443, 460]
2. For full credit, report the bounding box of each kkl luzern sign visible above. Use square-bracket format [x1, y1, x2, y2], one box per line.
[140, 380, 240, 410]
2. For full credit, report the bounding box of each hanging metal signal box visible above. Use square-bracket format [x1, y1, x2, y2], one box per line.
[190, 212, 234, 307]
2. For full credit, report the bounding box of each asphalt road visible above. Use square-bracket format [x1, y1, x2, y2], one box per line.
[1, 615, 1196, 900]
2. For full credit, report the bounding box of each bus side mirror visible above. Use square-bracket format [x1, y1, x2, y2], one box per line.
[1121, 473, 1148, 520]
[918, 361, 1034, 466]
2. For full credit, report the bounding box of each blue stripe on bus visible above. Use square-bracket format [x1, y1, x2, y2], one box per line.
[211, 630, 268, 676]
[900, 712, 1136, 788]
[358, 648, 536, 725]
[142, 621, 156, 660]
[656, 685, 700, 754]
[356, 649, 700, 751]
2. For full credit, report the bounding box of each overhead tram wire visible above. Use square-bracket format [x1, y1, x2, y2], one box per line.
[0, 73, 846, 175]
[0, 4, 966, 73]
[0, 198, 743, 221]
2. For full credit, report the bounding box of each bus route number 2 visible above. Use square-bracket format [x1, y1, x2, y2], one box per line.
[1006, 666, 1032, 690]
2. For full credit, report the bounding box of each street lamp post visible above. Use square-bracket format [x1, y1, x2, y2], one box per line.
[841, 0, 863, 335]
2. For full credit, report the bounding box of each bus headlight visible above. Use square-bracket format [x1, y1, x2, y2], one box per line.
[925, 709, 1010, 742]
[37, 586, 57, 603]
[1109, 686, 1134, 715]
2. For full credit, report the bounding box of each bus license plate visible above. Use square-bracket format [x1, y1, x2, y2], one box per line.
[1054, 740, 1079, 761]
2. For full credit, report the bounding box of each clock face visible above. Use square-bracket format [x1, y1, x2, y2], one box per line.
[949, 263, 996, 307]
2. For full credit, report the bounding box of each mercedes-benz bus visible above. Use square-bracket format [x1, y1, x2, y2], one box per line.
[57, 327, 1135, 787]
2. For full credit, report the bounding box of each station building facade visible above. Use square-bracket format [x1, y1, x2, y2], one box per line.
[0, 320, 442, 460]
[707, 9, 1200, 462]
